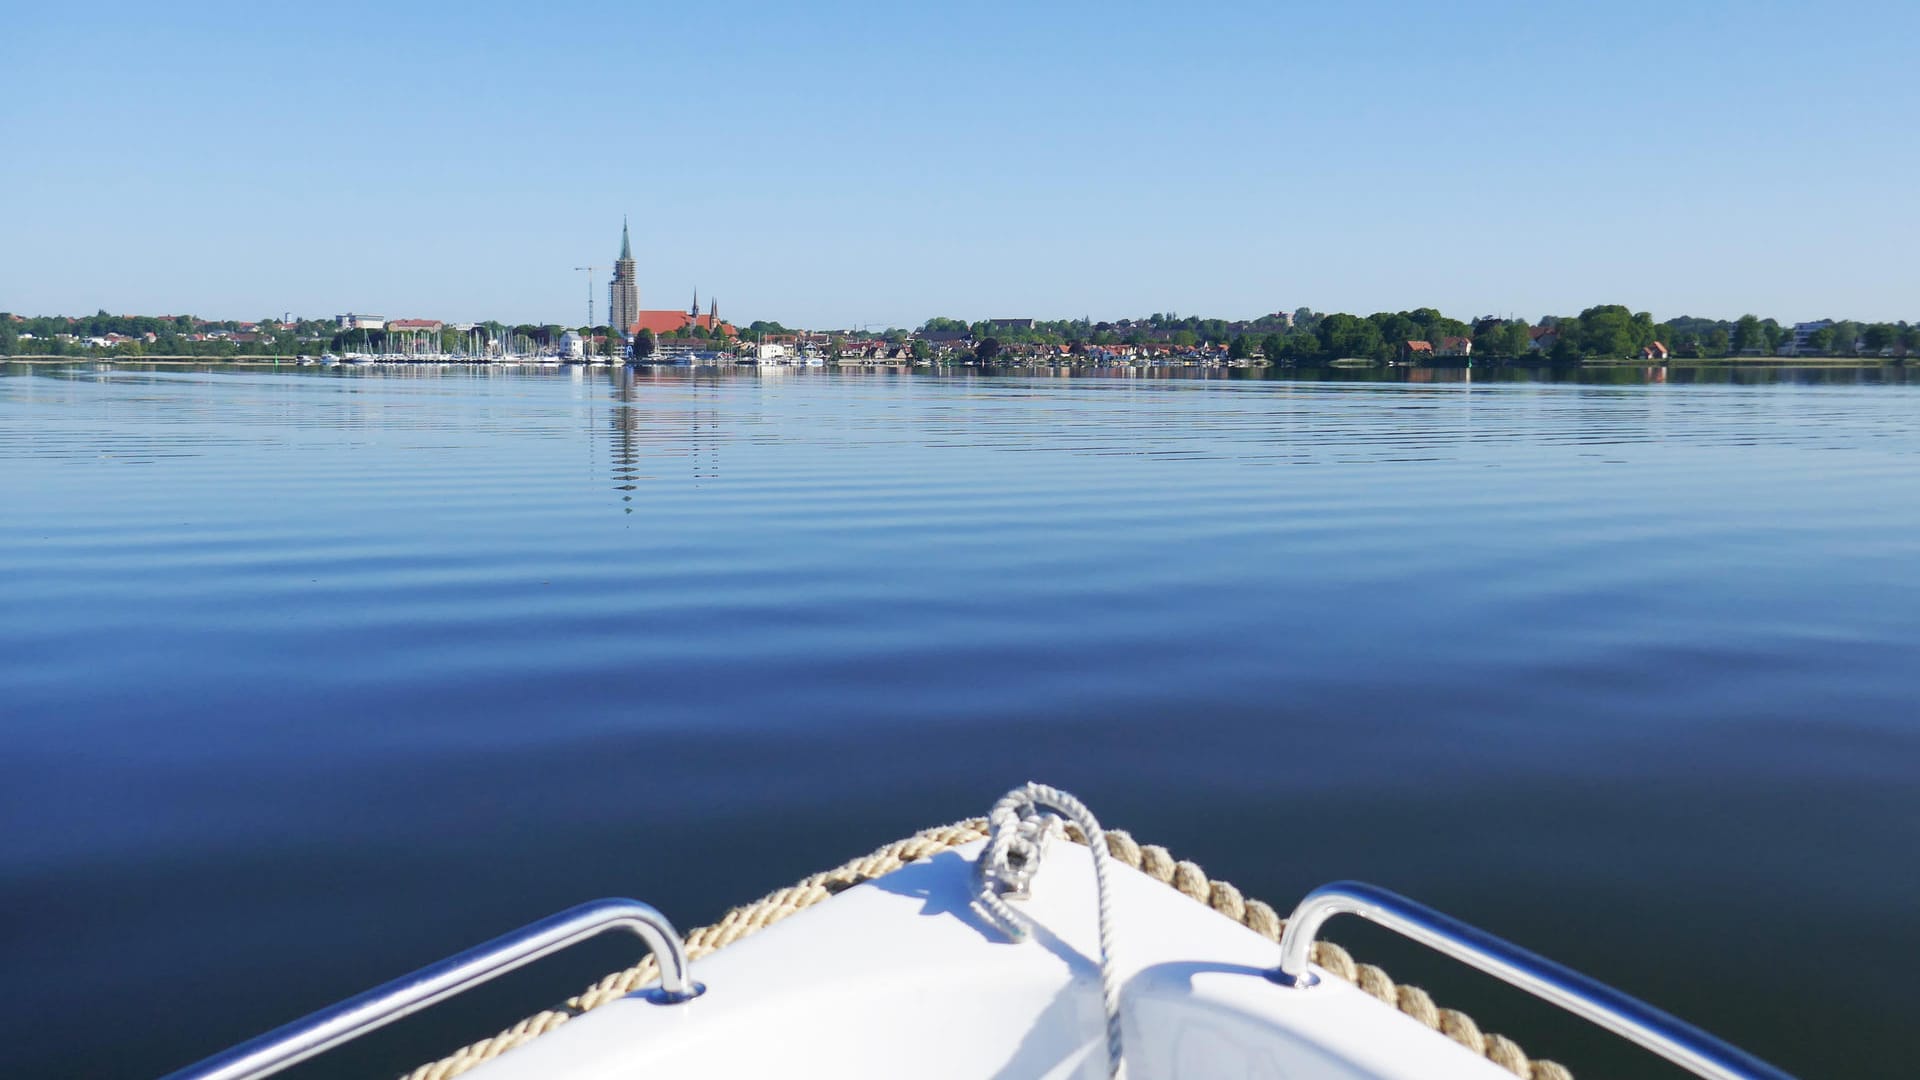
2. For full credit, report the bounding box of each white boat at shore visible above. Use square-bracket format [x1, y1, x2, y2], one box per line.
[161, 783, 1792, 1080]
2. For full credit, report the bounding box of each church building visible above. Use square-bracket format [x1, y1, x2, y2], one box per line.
[608, 219, 638, 338]
[612, 219, 738, 340]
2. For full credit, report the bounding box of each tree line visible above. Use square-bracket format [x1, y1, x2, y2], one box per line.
[9, 307, 1919, 362]
[910, 307, 1920, 363]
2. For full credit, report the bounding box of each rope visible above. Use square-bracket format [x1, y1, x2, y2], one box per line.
[401, 820, 1573, 1080]
[973, 783, 1124, 1078]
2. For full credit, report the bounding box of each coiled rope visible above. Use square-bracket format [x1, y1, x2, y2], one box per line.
[402, 818, 1572, 1080]
[973, 783, 1124, 1078]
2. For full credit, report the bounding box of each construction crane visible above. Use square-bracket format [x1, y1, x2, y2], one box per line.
[572, 266, 599, 330]
[571, 266, 600, 358]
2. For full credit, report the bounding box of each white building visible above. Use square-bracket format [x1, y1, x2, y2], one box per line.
[1784, 320, 1834, 356]
[559, 331, 585, 359]
[335, 313, 386, 331]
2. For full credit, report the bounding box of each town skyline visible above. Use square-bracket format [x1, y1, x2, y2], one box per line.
[10, 303, 1914, 366]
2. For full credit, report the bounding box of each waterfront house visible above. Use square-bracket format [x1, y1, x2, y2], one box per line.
[1436, 336, 1473, 357]
[1404, 340, 1435, 361]
[1640, 341, 1670, 361]
[915, 330, 973, 352]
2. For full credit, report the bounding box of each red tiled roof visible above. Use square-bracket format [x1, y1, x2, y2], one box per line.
[628, 311, 737, 338]
[1406, 340, 1434, 352]
[387, 319, 443, 330]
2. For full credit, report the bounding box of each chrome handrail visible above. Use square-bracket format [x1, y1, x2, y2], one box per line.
[1272, 881, 1794, 1080]
[162, 898, 700, 1080]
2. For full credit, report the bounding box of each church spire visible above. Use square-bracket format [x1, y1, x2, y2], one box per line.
[691, 288, 699, 319]
[619, 216, 631, 260]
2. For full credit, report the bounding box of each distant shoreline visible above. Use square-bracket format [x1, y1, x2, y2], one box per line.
[3, 355, 1904, 369]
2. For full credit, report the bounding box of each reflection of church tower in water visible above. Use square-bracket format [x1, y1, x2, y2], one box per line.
[609, 218, 639, 339]
[611, 367, 640, 511]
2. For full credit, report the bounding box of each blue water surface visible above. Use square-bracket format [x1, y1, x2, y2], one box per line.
[2, 362, 1915, 1078]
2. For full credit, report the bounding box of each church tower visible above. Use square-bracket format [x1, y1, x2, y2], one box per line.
[709, 297, 718, 324]
[608, 217, 639, 337]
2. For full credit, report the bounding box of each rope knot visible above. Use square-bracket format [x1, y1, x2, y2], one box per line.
[977, 794, 1064, 925]
[971, 782, 1125, 1078]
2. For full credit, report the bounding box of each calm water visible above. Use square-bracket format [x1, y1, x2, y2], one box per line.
[4, 362, 1917, 1079]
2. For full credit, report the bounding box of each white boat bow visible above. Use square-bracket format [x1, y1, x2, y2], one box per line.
[163, 783, 1794, 1080]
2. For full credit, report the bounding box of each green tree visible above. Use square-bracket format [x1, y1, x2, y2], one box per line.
[1317, 313, 1385, 361]
[1471, 321, 1508, 358]
[1828, 320, 1860, 356]
[974, 337, 1002, 362]
[1500, 321, 1531, 357]
[1704, 327, 1731, 357]
[1260, 333, 1285, 362]
[633, 329, 656, 359]
[1375, 313, 1421, 349]
[1280, 332, 1321, 363]
[1630, 311, 1657, 352]
[1804, 326, 1835, 354]
[1227, 334, 1249, 360]
[1732, 315, 1765, 355]
[1862, 324, 1896, 355]
[1577, 305, 1637, 357]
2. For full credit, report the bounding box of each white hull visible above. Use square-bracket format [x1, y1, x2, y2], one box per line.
[469, 838, 1516, 1080]
[162, 785, 1788, 1080]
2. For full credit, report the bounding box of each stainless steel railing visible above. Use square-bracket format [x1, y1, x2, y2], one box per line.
[1272, 881, 1795, 1080]
[162, 898, 699, 1080]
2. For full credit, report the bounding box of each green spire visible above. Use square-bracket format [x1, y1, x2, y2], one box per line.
[619, 216, 631, 260]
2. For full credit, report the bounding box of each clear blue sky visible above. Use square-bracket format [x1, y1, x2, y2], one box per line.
[5, 0, 1916, 329]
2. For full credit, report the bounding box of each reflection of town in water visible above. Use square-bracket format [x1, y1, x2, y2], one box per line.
[542, 360, 1920, 517]
[587, 366, 733, 511]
